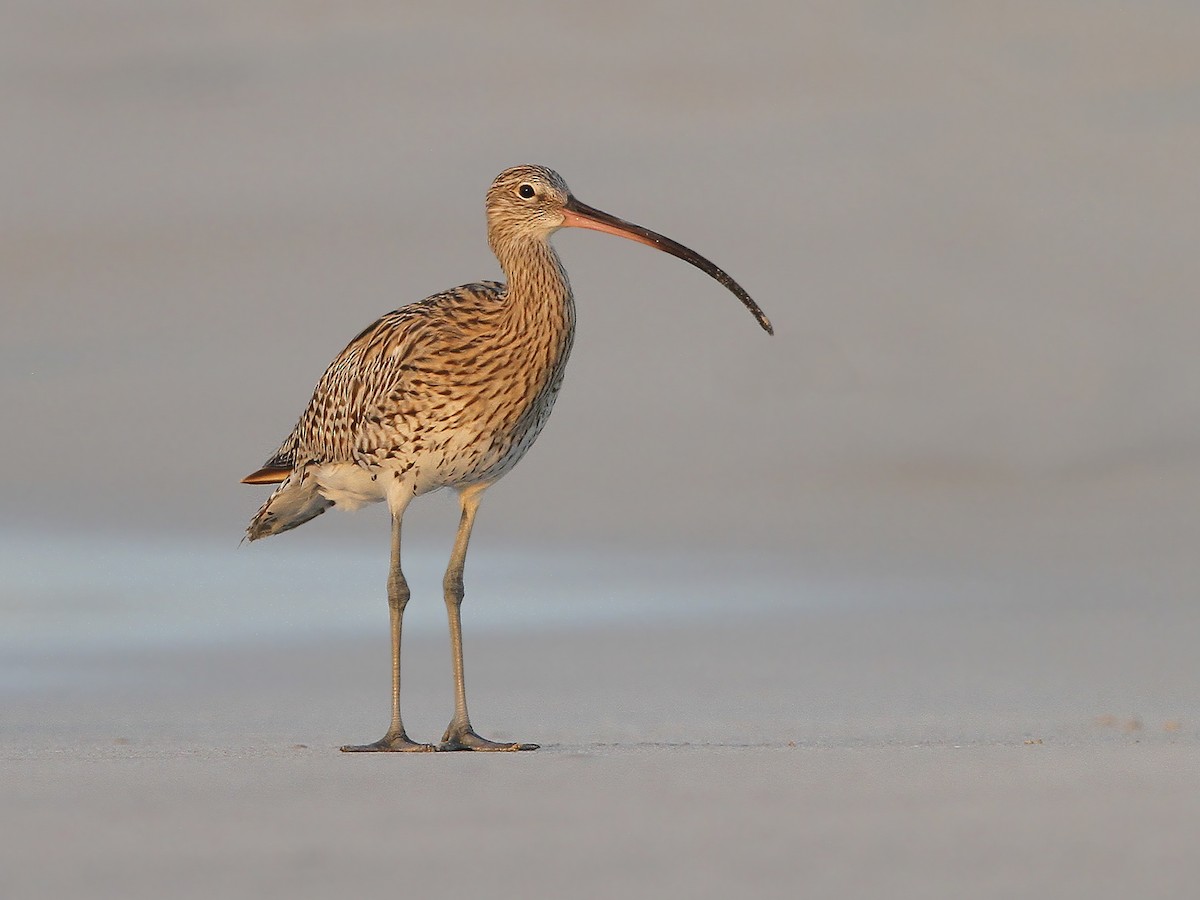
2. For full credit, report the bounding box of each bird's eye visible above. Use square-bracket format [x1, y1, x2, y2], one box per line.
[518, 183, 536, 199]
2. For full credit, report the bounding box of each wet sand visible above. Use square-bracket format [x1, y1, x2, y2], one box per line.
[4, 594, 1198, 899]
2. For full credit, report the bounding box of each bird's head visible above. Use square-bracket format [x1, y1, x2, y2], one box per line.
[485, 164, 773, 335]
[485, 164, 573, 245]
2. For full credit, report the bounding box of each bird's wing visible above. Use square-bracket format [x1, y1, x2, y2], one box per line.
[245, 282, 505, 476]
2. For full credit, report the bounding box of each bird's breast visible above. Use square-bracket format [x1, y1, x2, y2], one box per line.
[353, 307, 575, 493]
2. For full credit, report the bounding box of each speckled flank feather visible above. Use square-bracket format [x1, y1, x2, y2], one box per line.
[246, 166, 577, 539]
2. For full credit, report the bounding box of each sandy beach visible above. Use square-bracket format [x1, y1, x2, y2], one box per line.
[5, 589, 1199, 899]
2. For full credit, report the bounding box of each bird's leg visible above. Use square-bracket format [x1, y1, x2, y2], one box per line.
[342, 502, 433, 752]
[439, 484, 538, 752]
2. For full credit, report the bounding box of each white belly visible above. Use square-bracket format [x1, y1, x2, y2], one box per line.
[313, 463, 389, 510]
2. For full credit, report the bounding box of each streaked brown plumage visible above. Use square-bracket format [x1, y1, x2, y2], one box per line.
[243, 164, 771, 752]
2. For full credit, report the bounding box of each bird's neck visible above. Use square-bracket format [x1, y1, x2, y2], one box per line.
[495, 237, 576, 337]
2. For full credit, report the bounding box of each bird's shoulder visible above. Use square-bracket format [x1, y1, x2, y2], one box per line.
[313, 281, 508, 408]
[332, 280, 506, 369]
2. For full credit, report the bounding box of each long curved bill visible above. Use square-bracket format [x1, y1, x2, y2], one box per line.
[561, 196, 773, 335]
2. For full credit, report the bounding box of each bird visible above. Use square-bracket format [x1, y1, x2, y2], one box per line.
[242, 164, 773, 752]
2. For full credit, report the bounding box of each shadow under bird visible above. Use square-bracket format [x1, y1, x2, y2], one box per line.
[242, 165, 773, 751]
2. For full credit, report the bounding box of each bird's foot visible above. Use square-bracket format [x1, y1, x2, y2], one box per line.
[340, 731, 435, 753]
[438, 723, 538, 752]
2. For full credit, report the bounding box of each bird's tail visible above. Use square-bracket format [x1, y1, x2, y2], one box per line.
[245, 471, 333, 541]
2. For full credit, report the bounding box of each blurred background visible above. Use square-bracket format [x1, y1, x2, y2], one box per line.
[3, 1, 1198, 662]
